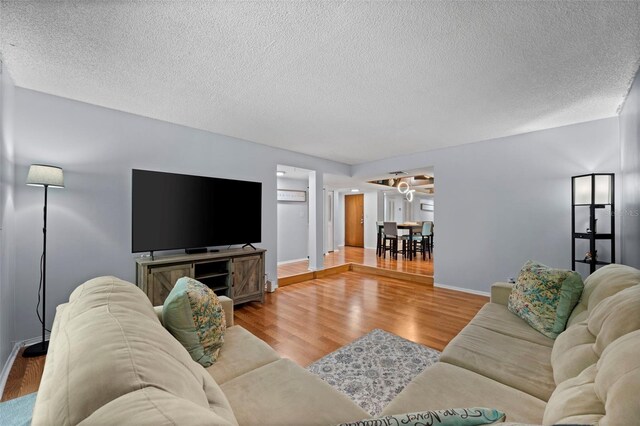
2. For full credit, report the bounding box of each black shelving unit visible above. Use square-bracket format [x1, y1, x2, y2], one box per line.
[571, 173, 615, 274]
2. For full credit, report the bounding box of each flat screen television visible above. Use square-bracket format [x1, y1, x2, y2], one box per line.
[132, 169, 262, 253]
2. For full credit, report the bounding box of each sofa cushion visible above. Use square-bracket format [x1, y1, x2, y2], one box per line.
[220, 358, 369, 425]
[78, 387, 235, 425]
[551, 284, 640, 384]
[544, 329, 640, 425]
[31, 276, 237, 426]
[206, 325, 281, 384]
[469, 303, 554, 348]
[339, 407, 506, 426]
[440, 324, 554, 401]
[567, 264, 640, 327]
[507, 261, 583, 339]
[163, 277, 226, 367]
[549, 322, 597, 385]
[588, 283, 640, 356]
[381, 362, 546, 424]
[544, 365, 603, 425]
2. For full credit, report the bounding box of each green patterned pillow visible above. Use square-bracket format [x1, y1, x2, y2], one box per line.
[508, 261, 584, 339]
[162, 277, 226, 367]
[338, 407, 505, 426]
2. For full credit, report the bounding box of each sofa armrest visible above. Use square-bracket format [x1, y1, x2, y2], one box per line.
[154, 306, 164, 325]
[153, 295, 234, 327]
[490, 282, 514, 305]
[218, 296, 234, 327]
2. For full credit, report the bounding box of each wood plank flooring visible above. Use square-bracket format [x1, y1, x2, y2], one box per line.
[236, 271, 486, 366]
[278, 246, 434, 278]
[1, 348, 45, 401]
[1, 270, 487, 401]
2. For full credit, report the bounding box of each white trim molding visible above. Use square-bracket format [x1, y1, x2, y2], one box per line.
[277, 257, 308, 265]
[434, 283, 490, 298]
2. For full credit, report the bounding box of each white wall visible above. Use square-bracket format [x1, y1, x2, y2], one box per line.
[10, 88, 350, 342]
[384, 192, 408, 222]
[276, 177, 308, 263]
[334, 191, 345, 248]
[6, 85, 633, 341]
[353, 118, 621, 292]
[619, 69, 640, 269]
[363, 191, 379, 249]
[0, 68, 16, 365]
[414, 196, 435, 222]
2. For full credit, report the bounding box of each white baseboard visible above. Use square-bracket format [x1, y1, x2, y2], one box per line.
[0, 333, 51, 397]
[434, 283, 490, 298]
[0, 343, 20, 397]
[277, 257, 308, 265]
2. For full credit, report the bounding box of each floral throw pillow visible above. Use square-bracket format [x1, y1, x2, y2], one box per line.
[508, 261, 584, 339]
[162, 277, 226, 367]
[338, 407, 505, 426]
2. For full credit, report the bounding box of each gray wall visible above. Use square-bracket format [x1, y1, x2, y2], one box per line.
[0, 68, 16, 366]
[5, 83, 635, 345]
[353, 118, 621, 292]
[414, 196, 435, 223]
[334, 191, 345, 248]
[619, 69, 640, 269]
[276, 177, 308, 263]
[363, 191, 379, 249]
[11, 88, 349, 342]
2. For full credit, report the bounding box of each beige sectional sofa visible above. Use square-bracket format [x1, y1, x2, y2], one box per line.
[31, 276, 368, 426]
[383, 264, 640, 425]
[32, 264, 640, 425]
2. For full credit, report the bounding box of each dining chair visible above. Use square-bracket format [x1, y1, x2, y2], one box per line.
[376, 221, 384, 257]
[411, 221, 432, 260]
[382, 222, 408, 259]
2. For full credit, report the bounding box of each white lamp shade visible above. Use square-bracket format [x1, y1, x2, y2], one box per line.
[26, 164, 64, 188]
[573, 174, 612, 205]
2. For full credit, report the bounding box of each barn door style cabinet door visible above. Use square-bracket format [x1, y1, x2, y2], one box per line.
[232, 255, 265, 304]
[136, 248, 266, 305]
[146, 264, 194, 306]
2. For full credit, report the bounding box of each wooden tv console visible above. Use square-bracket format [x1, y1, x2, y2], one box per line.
[135, 248, 266, 306]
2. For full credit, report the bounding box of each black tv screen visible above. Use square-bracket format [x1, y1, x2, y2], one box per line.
[132, 169, 262, 253]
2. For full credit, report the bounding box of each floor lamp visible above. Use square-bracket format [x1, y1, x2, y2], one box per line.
[23, 164, 64, 358]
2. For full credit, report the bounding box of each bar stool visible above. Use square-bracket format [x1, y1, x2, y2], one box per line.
[382, 222, 409, 259]
[412, 221, 433, 260]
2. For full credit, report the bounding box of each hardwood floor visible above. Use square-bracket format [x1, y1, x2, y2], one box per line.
[1, 270, 487, 401]
[278, 246, 434, 278]
[236, 271, 486, 366]
[1, 348, 45, 401]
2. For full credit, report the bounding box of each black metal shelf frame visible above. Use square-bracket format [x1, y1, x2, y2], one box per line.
[571, 173, 615, 274]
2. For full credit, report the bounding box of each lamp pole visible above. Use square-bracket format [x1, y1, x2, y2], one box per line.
[23, 184, 49, 357]
[41, 184, 47, 351]
[23, 164, 64, 357]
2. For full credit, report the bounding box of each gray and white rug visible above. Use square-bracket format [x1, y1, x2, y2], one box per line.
[307, 329, 440, 416]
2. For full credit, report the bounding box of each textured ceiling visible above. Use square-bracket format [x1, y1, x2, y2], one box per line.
[2, 1, 639, 165]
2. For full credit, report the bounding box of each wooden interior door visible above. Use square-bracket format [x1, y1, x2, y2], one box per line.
[345, 194, 364, 247]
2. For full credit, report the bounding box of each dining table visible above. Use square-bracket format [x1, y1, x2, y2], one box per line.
[377, 222, 423, 260]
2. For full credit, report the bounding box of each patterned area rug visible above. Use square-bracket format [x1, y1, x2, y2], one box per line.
[307, 329, 440, 416]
